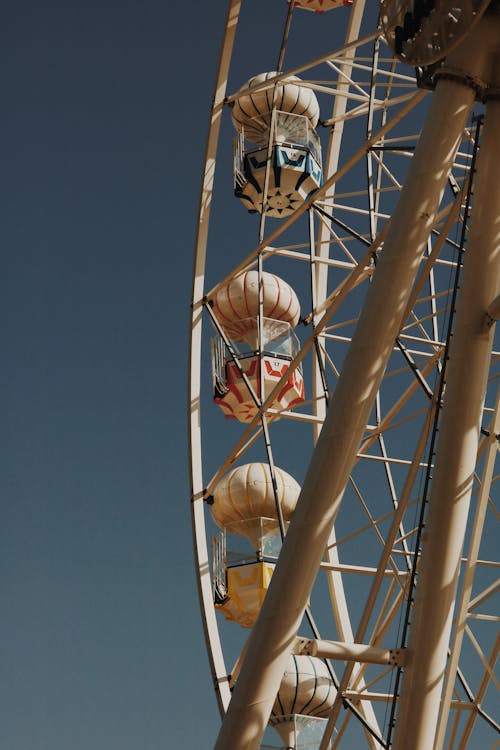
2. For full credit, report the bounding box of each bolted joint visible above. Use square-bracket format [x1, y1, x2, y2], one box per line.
[293, 637, 315, 656]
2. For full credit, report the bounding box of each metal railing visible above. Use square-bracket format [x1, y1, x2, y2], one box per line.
[211, 531, 227, 604]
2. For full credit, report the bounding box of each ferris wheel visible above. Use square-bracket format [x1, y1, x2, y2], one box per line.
[189, 2, 500, 749]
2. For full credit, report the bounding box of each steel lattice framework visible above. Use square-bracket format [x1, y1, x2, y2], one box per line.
[189, 3, 500, 749]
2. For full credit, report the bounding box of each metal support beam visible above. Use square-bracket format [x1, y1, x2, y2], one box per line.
[392, 18, 500, 750]
[295, 637, 407, 667]
[485, 292, 500, 327]
[214, 20, 483, 750]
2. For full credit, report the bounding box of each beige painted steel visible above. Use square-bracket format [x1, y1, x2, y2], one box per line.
[312, 0, 365, 434]
[188, 0, 241, 714]
[224, 30, 379, 106]
[392, 22, 500, 750]
[296, 637, 407, 667]
[310, 17, 383, 743]
[487, 292, 500, 321]
[456, 633, 500, 750]
[434, 385, 500, 749]
[214, 25, 480, 750]
[206, 88, 426, 300]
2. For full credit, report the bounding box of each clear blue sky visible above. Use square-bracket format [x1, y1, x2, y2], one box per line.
[0, 1, 226, 747]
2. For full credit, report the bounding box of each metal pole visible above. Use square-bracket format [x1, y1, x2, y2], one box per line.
[214, 22, 488, 750]
[392, 24, 500, 750]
